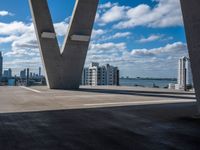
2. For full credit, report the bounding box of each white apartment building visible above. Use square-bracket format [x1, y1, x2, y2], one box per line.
[81, 62, 119, 86]
[175, 57, 193, 90]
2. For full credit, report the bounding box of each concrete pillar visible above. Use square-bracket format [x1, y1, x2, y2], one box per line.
[29, 0, 99, 89]
[180, 0, 200, 113]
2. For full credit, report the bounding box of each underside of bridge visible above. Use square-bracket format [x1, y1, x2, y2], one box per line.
[29, 0, 200, 112]
[180, 0, 200, 113]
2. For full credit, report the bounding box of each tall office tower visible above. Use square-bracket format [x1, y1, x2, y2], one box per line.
[81, 68, 89, 85]
[82, 62, 120, 86]
[3, 68, 12, 78]
[26, 68, 30, 86]
[177, 57, 193, 90]
[39, 67, 41, 77]
[8, 68, 12, 78]
[27, 68, 30, 79]
[30, 72, 33, 78]
[0, 52, 3, 78]
[20, 69, 26, 79]
[186, 60, 193, 86]
[114, 67, 120, 86]
[178, 57, 186, 87]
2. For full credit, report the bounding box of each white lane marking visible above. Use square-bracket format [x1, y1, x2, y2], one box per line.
[55, 94, 111, 98]
[20, 86, 42, 93]
[83, 99, 196, 107]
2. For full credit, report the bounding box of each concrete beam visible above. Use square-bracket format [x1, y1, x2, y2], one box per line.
[29, 0, 99, 89]
[180, 0, 200, 113]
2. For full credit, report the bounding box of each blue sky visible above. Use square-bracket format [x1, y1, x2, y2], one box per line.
[0, 0, 188, 78]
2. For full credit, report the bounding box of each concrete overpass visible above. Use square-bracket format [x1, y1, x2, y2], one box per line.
[180, 0, 200, 113]
[29, 0, 99, 89]
[29, 0, 200, 113]
[0, 86, 198, 149]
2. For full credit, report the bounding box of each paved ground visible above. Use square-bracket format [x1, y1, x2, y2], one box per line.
[0, 86, 196, 113]
[0, 86, 199, 150]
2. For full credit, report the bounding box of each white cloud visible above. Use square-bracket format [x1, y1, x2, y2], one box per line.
[100, 5, 128, 24]
[98, 2, 116, 9]
[0, 21, 29, 35]
[91, 29, 106, 39]
[99, 32, 131, 41]
[0, 35, 18, 44]
[4, 49, 38, 58]
[89, 42, 126, 53]
[138, 34, 163, 43]
[95, 12, 100, 22]
[0, 10, 14, 16]
[1, 20, 69, 59]
[86, 42, 128, 67]
[54, 21, 69, 36]
[112, 32, 131, 39]
[88, 42, 187, 65]
[131, 42, 187, 57]
[98, 0, 183, 29]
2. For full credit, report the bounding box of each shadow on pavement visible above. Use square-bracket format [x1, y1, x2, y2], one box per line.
[78, 88, 196, 100]
[0, 102, 200, 150]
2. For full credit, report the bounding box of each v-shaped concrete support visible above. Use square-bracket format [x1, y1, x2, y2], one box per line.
[180, 0, 200, 113]
[29, 0, 99, 89]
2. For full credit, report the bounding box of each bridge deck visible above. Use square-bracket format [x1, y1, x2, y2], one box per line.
[0, 86, 195, 113]
[0, 86, 199, 150]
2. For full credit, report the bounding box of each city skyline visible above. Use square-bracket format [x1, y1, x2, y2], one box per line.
[0, 0, 188, 78]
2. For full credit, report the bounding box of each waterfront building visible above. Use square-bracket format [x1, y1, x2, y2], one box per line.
[175, 57, 193, 90]
[3, 68, 12, 78]
[186, 60, 193, 86]
[88, 62, 100, 86]
[30, 72, 33, 78]
[81, 68, 89, 85]
[26, 68, 30, 86]
[0, 52, 3, 78]
[20, 69, 26, 79]
[39, 67, 41, 77]
[82, 62, 119, 86]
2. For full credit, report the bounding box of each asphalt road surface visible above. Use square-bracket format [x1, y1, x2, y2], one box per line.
[0, 86, 199, 150]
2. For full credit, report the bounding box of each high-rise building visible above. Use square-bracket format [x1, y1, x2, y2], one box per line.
[20, 69, 26, 79]
[88, 62, 100, 86]
[81, 68, 89, 85]
[186, 60, 193, 86]
[0, 52, 3, 78]
[176, 57, 193, 90]
[39, 67, 41, 77]
[27, 68, 30, 80]
[177, 57, 186, 87]
[26, 68, 30, 86]
[82, 62, 120, 86]
[3, 68, 12, 78]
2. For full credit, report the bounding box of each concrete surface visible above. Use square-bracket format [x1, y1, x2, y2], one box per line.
[0, 86, 199, 150]
[0, 86, 196, 113]
[180, 0, 200, 113]
[29, 0, 99, 89]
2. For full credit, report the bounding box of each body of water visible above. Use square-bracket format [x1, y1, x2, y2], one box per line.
[120, 78, 177, 88]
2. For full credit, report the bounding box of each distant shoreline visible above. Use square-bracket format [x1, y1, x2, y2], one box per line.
[120, 78, 177, 81]
[119, 78, 177, 88]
